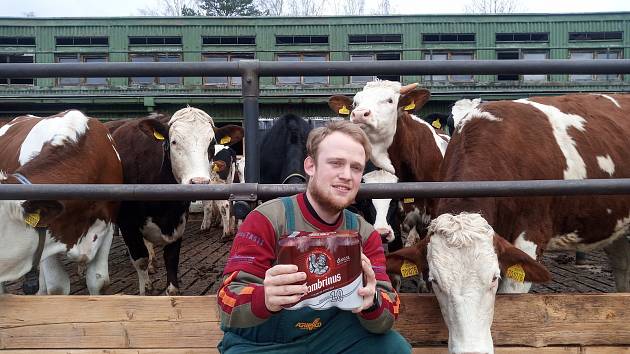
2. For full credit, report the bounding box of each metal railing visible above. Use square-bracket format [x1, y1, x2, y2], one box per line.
[1, 59, 630, 200]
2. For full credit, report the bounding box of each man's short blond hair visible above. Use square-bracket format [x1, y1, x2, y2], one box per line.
[306, 120, 372, 163]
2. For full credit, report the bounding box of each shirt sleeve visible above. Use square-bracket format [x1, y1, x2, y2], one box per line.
[356, 229, 401, 334]
[217, 210, 278, 328]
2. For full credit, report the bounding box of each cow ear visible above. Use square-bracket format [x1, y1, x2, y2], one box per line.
[385, 237, 428, 277]
[494, 233, 551, 283]
[138, 118, 169, 142]
[212, 160, 227, 173]
[214, 125, 244, 146]
[21, 200, 64, 228]
[398, 88, 431, 112]
[328, 95, 353, 116]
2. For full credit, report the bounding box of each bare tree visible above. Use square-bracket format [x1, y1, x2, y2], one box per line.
[23, 11, 36, 17]
[340, 0, 365, 15]
[257, 0, 285, 15]
[464, 0, 522, 13]
[286, 0, 328, 16]
[371, 0, 392, 15]
[138, 0, 200, 16]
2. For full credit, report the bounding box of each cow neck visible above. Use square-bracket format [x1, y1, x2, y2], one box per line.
[388, 113, 442, 183]
[159, 143, 178, 184]
[298, 193, 342, 231]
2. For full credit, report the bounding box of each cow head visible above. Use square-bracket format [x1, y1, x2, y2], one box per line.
[329, 81, 430, 141]
[386, 212, 551, 354]
[138, 107, 243, 185]
[361, 169, 398, 242]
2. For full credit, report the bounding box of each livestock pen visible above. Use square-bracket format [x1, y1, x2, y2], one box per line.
[1, 58, 630, 352]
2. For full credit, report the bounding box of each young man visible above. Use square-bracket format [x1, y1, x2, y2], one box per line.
[217, 120, 411, 354]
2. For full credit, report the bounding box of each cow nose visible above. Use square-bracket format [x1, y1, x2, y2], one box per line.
[190, 177, 210, 184]
[351, 108, 371, 123]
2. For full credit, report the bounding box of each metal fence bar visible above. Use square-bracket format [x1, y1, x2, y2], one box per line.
[1, 60, 630, 78]
[2, 179, 630, 201]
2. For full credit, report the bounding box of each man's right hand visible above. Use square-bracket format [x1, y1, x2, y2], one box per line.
[263, 264, 308, 312]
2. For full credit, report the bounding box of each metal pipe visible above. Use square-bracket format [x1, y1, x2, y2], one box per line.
[1, 60, 629, 78]
[2, 179, 630, 201]
[240, 60, 260, 183]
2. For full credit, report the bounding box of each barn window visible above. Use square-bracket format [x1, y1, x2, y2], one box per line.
[275, 36, 328, 45]
[495, 33, 548, 42]
[348, 34, 402, 44]
[422, 33, 475, 43]
[569, 32, 622, 41]
[497, 50, 548, 82]
[203, 53, 255, 86]
[569, 50, 622, 81]
[56, 37, 108, 46]
[275, 53, 329, 85]
[203, 36, 256, 45]
[0, 37, 35, 46]
[350, 52, 400, 84]
[423, 51, 474, 82]
[129, 53, 182, 85]
[129, 36, 182, 45]
[0, 54, 34, 85]
[55, 54, 107, 86]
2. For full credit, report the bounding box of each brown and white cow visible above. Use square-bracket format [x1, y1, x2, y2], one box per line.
[107, 107, 243, 295]
[329, 80, 449, 242]
[0, 110, 122, 295]
[201, 144, 238, 240]
[388, 93, 630, 353]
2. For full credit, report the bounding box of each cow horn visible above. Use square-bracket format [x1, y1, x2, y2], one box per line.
[400, 83, 419, 94]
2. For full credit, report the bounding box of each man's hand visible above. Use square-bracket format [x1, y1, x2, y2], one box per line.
[263, 264, 308, 312]
[352, 253, 377, 313]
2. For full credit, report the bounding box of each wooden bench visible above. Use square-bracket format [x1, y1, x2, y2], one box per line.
[0, 294, 628, 353]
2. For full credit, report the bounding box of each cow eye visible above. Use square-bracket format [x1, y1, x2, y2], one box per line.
[171, 140, 177, 145]
[491, 275, 499, 284]
[387, 98, 393, 104]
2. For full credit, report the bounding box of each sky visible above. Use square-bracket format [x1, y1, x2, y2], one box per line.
[1, 0, 629, 17]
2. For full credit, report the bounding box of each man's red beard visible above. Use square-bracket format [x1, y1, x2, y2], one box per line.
[307, 176, 355, 213]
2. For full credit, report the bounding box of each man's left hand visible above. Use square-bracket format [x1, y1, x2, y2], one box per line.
[352, 253, 377, 313]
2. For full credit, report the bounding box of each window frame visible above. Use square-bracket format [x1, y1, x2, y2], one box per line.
[55, 53, 108, 86]
[569, 49, 623, 81]
[128, 52, 183, 85]
[349, 52, 401, 84]
[496, 50, 549, 82]
[275, 52, 330, 85]
[202, 52, 256, 87]
[423, 51, 475, 82]
[0, 53, 35, 85]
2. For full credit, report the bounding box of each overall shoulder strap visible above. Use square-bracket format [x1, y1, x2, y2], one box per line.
[280, 196, 296, 232]
[343, 209, 358, 230]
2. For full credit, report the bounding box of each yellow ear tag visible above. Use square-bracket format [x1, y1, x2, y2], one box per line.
[400, 260, 419, 278]
[338, 106, 350, 115]
[403, 197, 415, 204]
[220, 136, 231, 145]
[403, 102, 416, 111]
[506, 264, 525, 283]
[153, 131, 165, 141]
[212, 163, 220, 172]
[24, 211, 41, 228]
[432, 120, 442, 129]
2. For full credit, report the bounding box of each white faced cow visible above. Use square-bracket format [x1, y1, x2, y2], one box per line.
[0, 110, 122, 295]
[329, 80, 449, 243]
[107, 107, 243, 295]
[388, 93, 630, 354]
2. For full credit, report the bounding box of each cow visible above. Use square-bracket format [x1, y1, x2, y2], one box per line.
[107, 107, 243, 295]
[259, 113, 312, 185]
[0, 110, 122, 295]
[387, 93, 630, 353]
[329, 80, 449, 245]
[201, 144, 238, 240]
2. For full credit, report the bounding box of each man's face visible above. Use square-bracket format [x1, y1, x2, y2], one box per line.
[305, 131, 366, 213]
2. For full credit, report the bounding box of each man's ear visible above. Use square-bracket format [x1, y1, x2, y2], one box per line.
[21, 200, 64, 228]
[304, 155, 315, 177]
[138, 118, 170, 142]
[398, 88, 431, 113]
[214, 125, 244, 146]
[328, 95, 353, 117]
[494, 233, 552, 283]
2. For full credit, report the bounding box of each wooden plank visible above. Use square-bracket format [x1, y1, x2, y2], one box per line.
[0, 294, 628, 349]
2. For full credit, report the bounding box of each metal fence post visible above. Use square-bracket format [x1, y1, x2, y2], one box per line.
[240, 60, 260, 183]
